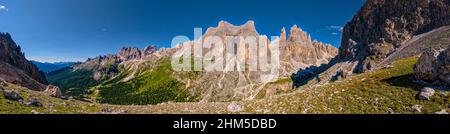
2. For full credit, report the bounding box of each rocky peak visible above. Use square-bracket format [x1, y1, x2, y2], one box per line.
[204, 20, 259, 38]
[287, 25, 312, 47]
[0, 32, 48, 90]
[217, 20, 235, 28]
[83, 45, 157, 65]
[276, 24, 339, 76]
[118, 47, 142, 61]
[74, 45, 159, 81]
[117, 45, 157, 61]
[280, 27, 287, 42]
[217, 20, 255, 30]
[340, 0, 450, 72]
[0, 32, 23, 58]
[241, 20, 256, 30]
[142, 45, 157, 56]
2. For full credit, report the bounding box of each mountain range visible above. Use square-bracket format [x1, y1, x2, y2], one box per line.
[44, 20, 337, 104]
[1, 0, 449, 114]
[31, 61, 79, 73]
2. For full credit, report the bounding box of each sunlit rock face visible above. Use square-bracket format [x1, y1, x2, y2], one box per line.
[340, 0, 450, 73]
[175, 21, 337, 101]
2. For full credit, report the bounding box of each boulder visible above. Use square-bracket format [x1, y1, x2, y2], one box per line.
[44, 85, 62, 98]
[414, 48, 450, 85]
[0, 79, 7, 86]
[2, 90, 23, 101]
[31, 110, 39, 114]
[418, 87, 435, 100]
[437, 48, 450, 84]
[414, 48, 443, 82]
[435, 110, 448, 114]
[25, 98, 43, 107]
[411, 105, 423, 112]
[387, 108, 395, 114]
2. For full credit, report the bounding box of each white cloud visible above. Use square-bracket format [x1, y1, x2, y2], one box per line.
[0, 5, 8, 11]
[323, 25, 344, 36]
[327, 25, 344, 32]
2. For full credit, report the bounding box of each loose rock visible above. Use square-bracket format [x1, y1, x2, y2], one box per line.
[414, 49, 442, 82]
[227, 101, 244, 113]
[98, 108, 121, 114]
[383, 64, 394, 69]
[26, 98, 43, 107]
[387, 108, 395, 114]
[2, 90, 23, 101]
[44, 85, 62, 98]
[414, 48, 450, 85]
[412, 105, 422, 112]
[418, 87, 435, 100]
[0, 79, 7, 86]
[31, 110, 39, 114]
[435, 110, 448, 114]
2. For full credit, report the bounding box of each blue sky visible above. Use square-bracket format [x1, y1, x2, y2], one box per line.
[0, 0, 364, 62]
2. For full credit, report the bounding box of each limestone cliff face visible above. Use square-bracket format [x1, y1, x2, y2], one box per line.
[340, 0, 450, 72]
[0, 32, 47, 90]
[280, 25, 338, 75]
[200, 21, 338, 76]
[179, 21, 338, 101]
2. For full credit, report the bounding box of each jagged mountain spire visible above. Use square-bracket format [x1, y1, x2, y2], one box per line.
[204, 20, 259, 38]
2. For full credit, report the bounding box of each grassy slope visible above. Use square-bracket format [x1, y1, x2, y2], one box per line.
[46, 68, 98, 98]
[46, 57, 200, 105]
[110, 56, 448, 114]
[242, 57, 449, 114]
[94, 58, 197, 105]
[0, 84, 103, 114]
[2, 57, 448, 114]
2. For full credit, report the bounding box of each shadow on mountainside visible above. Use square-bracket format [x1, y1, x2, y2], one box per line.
[381, 74, 421, 91]
[291, 63, 332, 88]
